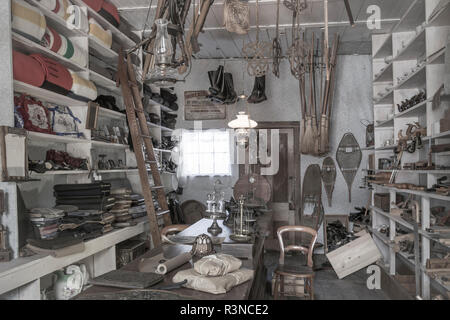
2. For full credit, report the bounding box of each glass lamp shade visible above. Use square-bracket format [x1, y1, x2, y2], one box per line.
[146, 19, 177, 87]
[147, 65, 177, 87]
[154, 19, 172, 65]
[227, 112, 257, 129]
[228, 112, 257, 146]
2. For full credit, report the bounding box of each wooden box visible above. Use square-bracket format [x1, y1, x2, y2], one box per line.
[374, 193, 390, 212]
[326, 233, 382, 279]
[116, 239, 147, 268]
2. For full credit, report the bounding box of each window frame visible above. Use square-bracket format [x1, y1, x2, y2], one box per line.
[179, 129, 232, 177]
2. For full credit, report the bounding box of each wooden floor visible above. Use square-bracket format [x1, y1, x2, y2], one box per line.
[264, 251, 389, 300]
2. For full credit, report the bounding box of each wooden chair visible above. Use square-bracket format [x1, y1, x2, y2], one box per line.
[161, 224, 189, 244]
[273, 225, 318, 300]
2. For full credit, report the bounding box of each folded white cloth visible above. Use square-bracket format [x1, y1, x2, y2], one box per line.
[194, 254, 242, 276]
[69, 71, 97, 101]
[173, 268, 254, 295]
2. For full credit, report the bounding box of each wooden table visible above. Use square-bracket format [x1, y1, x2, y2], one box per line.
[79, 215, 271, 300]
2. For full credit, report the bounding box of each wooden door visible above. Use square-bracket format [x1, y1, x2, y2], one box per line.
[238, 122, 301, 246]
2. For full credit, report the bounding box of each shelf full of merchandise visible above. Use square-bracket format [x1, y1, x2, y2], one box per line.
[2, 0, 177, 299]
[370, 0, 450, 300]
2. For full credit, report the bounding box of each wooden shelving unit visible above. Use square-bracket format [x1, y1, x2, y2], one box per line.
[370, 0, 450, 300]
[3, 0, 177, 300]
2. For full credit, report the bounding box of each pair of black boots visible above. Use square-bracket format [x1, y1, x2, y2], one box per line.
[208, 66, 237, 104]
[247, 75, 267, 104]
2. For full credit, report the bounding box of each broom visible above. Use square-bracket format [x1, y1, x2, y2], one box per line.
[320, 34, 340, 154]
[319, 0, 330, 154]
[310, 35, 320, 155]
[299, 77, 307, 153]
[302, 37, 315, 154]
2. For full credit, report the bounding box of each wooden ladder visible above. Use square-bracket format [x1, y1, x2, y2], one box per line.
[117, 50, 171, 248]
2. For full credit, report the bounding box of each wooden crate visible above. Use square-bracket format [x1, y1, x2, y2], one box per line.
[326, 233, 382, 279]
[374, 193, 390, 212]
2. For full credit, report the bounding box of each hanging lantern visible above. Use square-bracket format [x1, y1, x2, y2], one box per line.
[146, 19, 177, 87]
[228, 111, 258, 146]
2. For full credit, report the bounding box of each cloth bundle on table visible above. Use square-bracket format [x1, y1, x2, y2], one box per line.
[172, 254, 254, 294]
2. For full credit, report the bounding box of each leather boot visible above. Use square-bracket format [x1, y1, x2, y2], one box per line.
[211, 70, 228, 104]
[223, 73, 237, 104]
[209, 65, 224, 96]
[247, 75, 267, 104]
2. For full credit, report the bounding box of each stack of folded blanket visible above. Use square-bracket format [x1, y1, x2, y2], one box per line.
[128, 194, 147, 220]
[110, 188, 133, 227]
[29, 208, 65, 240]
[54, 182, 115, 211]
[59, 209, 115, 240]
[173, 254, 254, 294]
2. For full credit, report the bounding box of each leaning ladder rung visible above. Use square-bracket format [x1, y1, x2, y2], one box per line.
[156, 210, 170, 216]
[145, 160, 157, 164]
[152, 186, 164, 189]
[140, 134, 154, 139]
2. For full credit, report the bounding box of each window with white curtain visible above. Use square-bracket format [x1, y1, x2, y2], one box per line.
[180, 129, 231, 176]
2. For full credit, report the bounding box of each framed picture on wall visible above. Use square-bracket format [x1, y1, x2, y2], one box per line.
[184, 90, 226, 120]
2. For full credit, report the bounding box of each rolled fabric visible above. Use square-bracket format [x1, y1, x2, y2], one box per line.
[58, 34, 89, 68]
[69, 71, 97, 101]
[38, 0, 58, 13]
[83, 0, 104, 12]
[59, 0, 72, 21]
[43, 27, 62, 53]
[68, 39, 88, 67]
[155, 252, 192, 275]
[12, 51, 46, 87]
[40, 0, 72, 20]
[89, 18, 112, 49]
[12, 0, 47, 43]
[31, 53, 73, 94]
[99, 0, 120, 27]
[57, 33, 68, 57]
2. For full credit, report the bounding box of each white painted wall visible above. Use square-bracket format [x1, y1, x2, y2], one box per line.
[172, 56, 374, 227]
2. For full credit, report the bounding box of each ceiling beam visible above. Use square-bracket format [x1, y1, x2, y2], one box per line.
[142, 18, 399, 34]
[118, 0, 339, 11]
